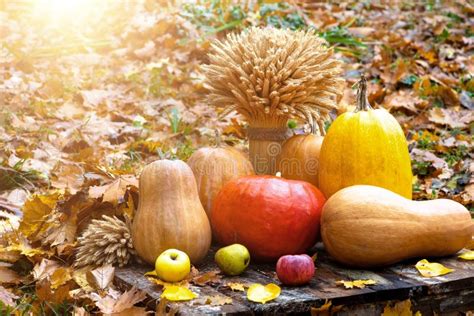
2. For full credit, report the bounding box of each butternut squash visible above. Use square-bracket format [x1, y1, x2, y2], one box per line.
[321, 185, 473, 268]
[132, 159, 211, 265]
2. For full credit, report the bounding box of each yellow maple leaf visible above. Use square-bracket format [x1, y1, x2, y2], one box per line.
[161, 285, 198, 301]
[19, 193, 59, 238]
[415, 259, 453, 277]
[247, 283, 280, 304]
[382, 299, 422, 316]
[458, 251, 474, 260]
[50, 267, 72, 289]
[145, 270, 189, 287]
[336, 279, 376, 289]
[227, 282, 246, 292]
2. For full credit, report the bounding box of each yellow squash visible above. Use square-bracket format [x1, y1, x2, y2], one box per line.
[319, 76, 412, 199]
[321, 185, 473, 268]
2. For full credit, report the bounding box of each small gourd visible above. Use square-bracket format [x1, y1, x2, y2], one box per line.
[277, 123, 324, 187]
[321, 185, 473, 268]
[132, 159, 211, 265]
[187, 131, 254, 217]
[319, 76, 413, 198]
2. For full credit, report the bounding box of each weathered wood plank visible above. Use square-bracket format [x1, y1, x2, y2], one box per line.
[114, 246, 474, 315]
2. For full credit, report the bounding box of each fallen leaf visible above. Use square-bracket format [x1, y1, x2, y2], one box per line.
[19, 193, 59, 238]
[89, 265, 115, 290]
[0, 267, 20, 284]
[73, 267, 94, 292]
[428, 108, 474, 129]
[383, 90, 427, 113]
[415, 259, 454, 277]
[194, 294, 232, 306]
[50, 162, 84, 194]
[89, 176, 138, 206]
[161, 285, 198, 301]
[33, 259, 60, 281]
[246, 283, 280, 304]
[91, 287, 146, 314]
[458, 251, 474, 260]
[382, 299, 421, 316]
[336, 279, 377, 289]
[226, 282, 246, 292]
[50, 267, 73, 289]
[0, 285, 18, 307]
[36, 278, 72, 304]
[113, 306, 149, 316]
[310, 299, 342, 316]
[191, 270, 221, 286]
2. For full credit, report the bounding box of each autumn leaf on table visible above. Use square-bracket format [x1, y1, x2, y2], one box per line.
[161, 285, 198, 301]
[458, 251, 474, 260]
[415, 259, 454, 277]
[336, 279, 377, 289]
[191, 270, 222, 286]
[246, 283, 281, 304]
[226, 282, 246, 292]
[193, 294, 232, 306]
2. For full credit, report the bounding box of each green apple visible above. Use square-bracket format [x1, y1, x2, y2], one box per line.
[215, 244, 250, 276]
[155, 249, 191, 282]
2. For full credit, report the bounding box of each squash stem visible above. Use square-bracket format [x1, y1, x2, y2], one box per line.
[356, 75, 372, 112]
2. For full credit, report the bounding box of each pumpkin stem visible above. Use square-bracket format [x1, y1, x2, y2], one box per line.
[215, 129, 222, 147]
[356, 75, 372, 112]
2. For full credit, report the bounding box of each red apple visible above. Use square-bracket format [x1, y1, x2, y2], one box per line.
[276, 254, 315, 286]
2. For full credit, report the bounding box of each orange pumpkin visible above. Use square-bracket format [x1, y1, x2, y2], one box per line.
[187, 134, 254, 217]
[278, 124, 324, 187]
[211, 175, 326, 262]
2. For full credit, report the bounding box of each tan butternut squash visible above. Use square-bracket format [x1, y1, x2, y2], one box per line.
[321, 185, 473, 268]
[132, 159, 211, 265]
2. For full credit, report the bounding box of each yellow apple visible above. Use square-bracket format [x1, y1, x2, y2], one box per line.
[155, 249, 191, 282]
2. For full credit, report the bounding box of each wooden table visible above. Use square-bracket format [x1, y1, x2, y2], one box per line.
[115, 245, 474, 315]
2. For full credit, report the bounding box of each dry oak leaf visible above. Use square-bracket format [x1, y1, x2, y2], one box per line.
[0, 285, 18, 308]
[336, 279, 377, 289]
[36, 278, 72, 304]
[415, 259, 453, 277]
[247, 283, 281, 304]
